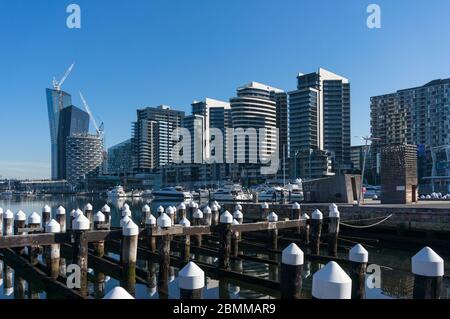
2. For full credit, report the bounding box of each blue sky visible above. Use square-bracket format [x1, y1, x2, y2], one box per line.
[0, 0, 449, 179]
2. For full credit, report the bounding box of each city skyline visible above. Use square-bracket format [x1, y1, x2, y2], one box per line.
[1, 0, 450, 179]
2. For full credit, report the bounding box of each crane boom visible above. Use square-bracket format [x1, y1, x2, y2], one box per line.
[79, 92, 101, 134]
[53, 63, 75, 91]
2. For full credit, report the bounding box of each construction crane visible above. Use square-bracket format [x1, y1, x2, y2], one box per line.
[79, 92, 103, 136]
[53, 63, 75, 91]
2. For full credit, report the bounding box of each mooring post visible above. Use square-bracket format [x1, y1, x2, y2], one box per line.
[121, 219, 139, 296]
[93, 211, 106, 257]
[312, 261, 352, 299]
[157, 205, 164, 218]
[193, 208, 203, 247]
[45, 219, 61, 279]
[281, 243, 304, 299]
[27, 212, 41, 265]
[211, 203, 219, 225]
[233, 209, 243, 240]
[179, 262, 205, 299]
[177, 203, 187, 221]
[261, 202, 269, 221]
[157, 213, 172, 298]
[42, 205, 51, 227]
[218, 211, 233, 269]
[300, 213, 310, 243]
[84, 203, 93, 229]
[349, 244, 368, 299]
[3, 265, 13, 296]
[14, 210, 26, 235]
[56, 206, 66, 232]
[101, 204, 111, 226]
[310, 209, 323, 255]
[145, 214, 157, 253]
[72, 213, 90, 297]
[231, 219, 240, 258]
[291, 202, 301, 221]
[103, 286, 135, 299]
[141, 204, 151, 226]
[4, 210, 13, 236]
[412, 247, 444, 299]
[328, 203, 340, 258]
[203, 206, 212, 227]
[188, 201, 196, 220]
[167, 206, 176, 227]
[69, 209, 76, 230]
[14, 273, 26, 299]
[267, 212, 279, 250]
[179, 217, 191, 262]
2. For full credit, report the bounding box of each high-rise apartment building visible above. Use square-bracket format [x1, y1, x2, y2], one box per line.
[107, 139, 134, 175]
[289, 68, 351, 178]
[66, 133, 104, 188]
[371, 78, 450, 191]
[132, 105, 185, 172]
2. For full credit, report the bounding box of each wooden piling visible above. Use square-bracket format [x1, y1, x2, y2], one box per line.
[179, 217, 191, 262]
[93, 211, 106, 257]
[281, 243, 304, 299]
[4, 210, 13, 236]
[412, 247, 444, 299]
[261, 202, 270, 221]
[72, 213, 90, 297]
[142, 204, 151, 226]
[45, 219, 61, 279]
[14, 210, 26, 254]
[349, 244, 368, 299]
[233, 209, 243, 240]
[328, 204, 340, 258]
[121, 219, 139, 296]
[157, 213, 172, 298]
[157, 205, 164, 218]
[145, 214, 157, 253]
[101, 204, 111, 226]
[310, 209, 323, 255]
[0, 208, 3, 236]
[300, 213, 310, 244]
[27, 212, 41, 265]
[211, 203, 219, 225]
[84, 203, 94, 228]
[4, 265, 13, 296]
[218, 211, 233, 269]
[291, 202, 301, 220]
[56, 206, 66, 232]
[231, 219, 240, 258]
[267, 212, 278, 250]
[42, 205, 51, 227]
[203, 206, 212, 226]
[179, 262, 205, 299]
[177, 203, 187, 221]
[193, 208, 203, 247]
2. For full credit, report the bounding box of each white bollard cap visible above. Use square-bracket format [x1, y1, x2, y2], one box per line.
[203, 206, 212, 215]
[312, 261, 352, 299]
[292, 202, 301, 210]
[189, 200, 195, 208]
[233, 210, 243, 219]
[329, 203, 340, 218]
[157, 206, 164, 213]
[157, 213, 172, 228]
[412, 247, 444, 277]
[72, 214, 90, 230]
[15, 210, 26, 221]
[262, 202, 269, 209]
[178, 262, 205, 290]
[267, 212, 278, 222]
[145, 214, 156, 225]
[193, 202, 199, 209]
[232, 219, 240, 226]
[56, 206, 66, 215]
[178, 202, 186, 210]
[167, 207, 175, 216]
[94, 211, 105, 222]
[193, 208, 203, 219]
[120, 215, 131, 227]
[179, 217, 191, 227]
[28, 212, 41, 224]
[349, 244, 369, 263]
[103, 286, 135, 299]
[235, 204, 242, 211]
[302, 213, 310, 220]
[43, 205, 51, 213]
[70, 209, 76, 217]
[213, 201, 221, 209]
[312, 209, 323, 220]
[220, 211, 233, 224]
[45, 219, 61, 233]
[142, 204, 150, 213]
[123, 219, 139, 236]
[4, 209, 13, 219]
[282, 243, 304, 266]
[122, 203, 130, 211]
[101, 204, 111, 213]
[0, 208, 3, 215]
[122, 208, 132, 217]
[211, 203, 218, 211]
[75, 209, 84, 217]
[85, 203, 93, 211]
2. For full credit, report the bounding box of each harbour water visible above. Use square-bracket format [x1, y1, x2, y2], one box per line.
[0, 195, 449, 299]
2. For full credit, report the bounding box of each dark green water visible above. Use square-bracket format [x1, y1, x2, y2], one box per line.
[0, 195, 449, 299]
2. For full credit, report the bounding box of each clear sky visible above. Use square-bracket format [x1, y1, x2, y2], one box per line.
[0, 0, 449, 179]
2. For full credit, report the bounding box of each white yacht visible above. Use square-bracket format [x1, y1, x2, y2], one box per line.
[284, 179, 304, 202]
[152, 186, 193, 201]
[212, 184, 253, 202]
[107, 186, 128, 198]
